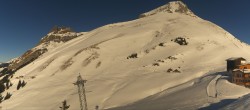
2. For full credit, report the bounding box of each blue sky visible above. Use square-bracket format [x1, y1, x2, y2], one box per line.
[0, 0, 250, 62]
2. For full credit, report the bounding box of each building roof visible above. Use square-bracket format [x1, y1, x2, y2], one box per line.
[233, 69, 250, 74]
[239, 63, 250, 66]
[226, 57, 246, 61]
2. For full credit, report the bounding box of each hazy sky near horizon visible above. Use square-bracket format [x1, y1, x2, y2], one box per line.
[0, 0, 250, 62]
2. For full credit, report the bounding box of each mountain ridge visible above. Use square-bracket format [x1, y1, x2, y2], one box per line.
[7, 26, 85, 71]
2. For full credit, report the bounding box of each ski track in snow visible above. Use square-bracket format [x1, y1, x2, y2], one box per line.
[207, 74, 221, 98]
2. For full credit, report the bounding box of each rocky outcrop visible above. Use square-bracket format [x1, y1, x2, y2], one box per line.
[39, 26, 78, 44]
[8, 49, 48, 71]
[8, 26, 80, 71]
[0, 63, 9, 68]
[139, 1, 195, 18]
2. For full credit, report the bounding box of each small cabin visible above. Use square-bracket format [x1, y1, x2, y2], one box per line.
[226, 57, 246, 72]
[232, 69, 250, 87]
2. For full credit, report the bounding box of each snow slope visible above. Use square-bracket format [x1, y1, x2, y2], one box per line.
[109, 72, 250, 110]
[221, 94, 250, 110]
[1, 1, 250, 110]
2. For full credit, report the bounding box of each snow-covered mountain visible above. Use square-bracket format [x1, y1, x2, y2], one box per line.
[8, 26, 85, 71]
[1, 1, 250, 110]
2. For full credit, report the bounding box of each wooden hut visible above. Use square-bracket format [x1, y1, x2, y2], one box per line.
[226, 57, 246, 72]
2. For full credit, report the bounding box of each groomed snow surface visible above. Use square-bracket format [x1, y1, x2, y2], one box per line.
[1, 1, 250, 110]
[109, 72, 250, 110]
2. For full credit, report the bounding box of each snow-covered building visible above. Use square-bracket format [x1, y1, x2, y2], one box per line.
[226, 57, 246, 72]
[232, 69, 250, 87]
[226, 57, 250, 87]
[238, 63, 250, 69]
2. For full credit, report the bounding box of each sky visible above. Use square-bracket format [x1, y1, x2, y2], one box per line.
[0, 0, 250, 62]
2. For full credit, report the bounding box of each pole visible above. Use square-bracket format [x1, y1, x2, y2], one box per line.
[74, 73, 88, 110]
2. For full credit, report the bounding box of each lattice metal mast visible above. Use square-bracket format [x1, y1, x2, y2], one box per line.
[74, 74, 88, 110]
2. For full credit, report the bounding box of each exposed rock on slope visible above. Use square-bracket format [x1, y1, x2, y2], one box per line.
[39, 26, 78, 44]
[8, 48, 48, 71]
[8, 26, 82, 71]
[0, 63, 9, 68]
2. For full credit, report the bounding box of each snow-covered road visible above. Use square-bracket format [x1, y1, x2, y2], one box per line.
[207, 74, 221, 98]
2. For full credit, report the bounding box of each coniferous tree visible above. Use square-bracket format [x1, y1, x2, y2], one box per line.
[5, 80, 10, 90]
[10, 82, 13, 87]
[21, 80, 27, 87]
[59, 100, 70, 110]
[0, 83, 5, 93]
[0, 94, 3, 103]
[4, 92, 12, 100]
[17, 80, 22, 90]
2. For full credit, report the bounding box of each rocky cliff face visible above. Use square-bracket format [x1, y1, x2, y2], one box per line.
[8, 26, 81, 71]
[8, 49, 48, 71]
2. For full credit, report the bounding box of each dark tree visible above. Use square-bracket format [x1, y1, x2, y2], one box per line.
[21, 80, 27, 87]
[0, 83, 5, 93]
[0, 94, 3, 103]
[59, 100, 70, 110]
[17, 80, 22, 90]
[5, 81, 9, 90]
[5, 80, 12, 90]
[4, 92, 12, 100]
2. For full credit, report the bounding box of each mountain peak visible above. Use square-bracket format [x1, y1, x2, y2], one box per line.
[40, 26, 78, 44]
[49, 26, 74, 34]
[139, 1, 194, 18]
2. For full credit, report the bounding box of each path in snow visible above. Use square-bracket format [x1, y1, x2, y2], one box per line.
[207, 74, 221, 99]
[108, 72, 219, 110]
[206, 74, 222, 105]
